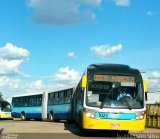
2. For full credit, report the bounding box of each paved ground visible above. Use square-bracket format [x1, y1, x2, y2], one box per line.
[0, 119, 160, 139]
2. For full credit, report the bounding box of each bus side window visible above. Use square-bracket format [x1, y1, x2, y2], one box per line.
[14, 98, 20, 107]
[77, 87, 83, 104]
[19, 97, 23, 107]
[14, 98, 18, 107]
[27, 97, 29, 106]
[54, 92, 59, 104]
[29, 96, 32, 106]
[38, 95, 42, 106]
[59, 91, 64, 104]
[35, 96, 38, 106]
[65, 89, 72, 104]
[48, 93, 50, 105]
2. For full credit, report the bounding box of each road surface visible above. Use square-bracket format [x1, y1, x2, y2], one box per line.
[0, 119, 160, 139]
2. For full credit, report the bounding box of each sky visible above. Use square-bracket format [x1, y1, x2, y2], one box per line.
[0, 0, 160, 99]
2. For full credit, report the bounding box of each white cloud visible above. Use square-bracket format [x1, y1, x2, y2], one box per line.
[114, 0, 130, 6]
[28, 80, 45, 90]
[149, 79, 159, 84]
[90, 44, 123, 58]
[0, 76, 21, 89]
[145, 71, 160, 92]
[26, 0, 102, 25]
[79, 0, 102, 7]
[0, 59, 22, 75]
[67, 51, 76, 58]
[55, 66, 80, 81]
[151, 71, 160, 79]
[0, 43, 29, 60]
[148, 79, 160, 92]
[0, 43, 29, 75]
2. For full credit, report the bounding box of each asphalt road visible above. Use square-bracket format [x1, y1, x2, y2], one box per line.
[0, 119, 160, 139]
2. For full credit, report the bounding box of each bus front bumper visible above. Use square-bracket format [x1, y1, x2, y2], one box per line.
[83, 114, 146, 131]
[0, 113, 12, 119]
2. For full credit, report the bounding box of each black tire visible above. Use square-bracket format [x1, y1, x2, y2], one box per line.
[54, 119, 60, 122]
[79, 112, 83, 130]
[35, 118, 42, 121]
[119, 130, 129, 134]
[20, 112, 26, 121]
[67, 119, 74, 123]
[49, 112, 60, 122]
[49, 112, 54, 121]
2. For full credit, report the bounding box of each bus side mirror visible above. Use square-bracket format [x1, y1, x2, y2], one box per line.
[81, 75, 87, 89]
[145, 92, 148, 101]
[143, 79, 148, 101]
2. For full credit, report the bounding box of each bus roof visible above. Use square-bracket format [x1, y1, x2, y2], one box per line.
[12, 92, 43, 98]
[12, 85, 77, 98]
[48, 85, 76, 93]
[87, 63, 140, 75]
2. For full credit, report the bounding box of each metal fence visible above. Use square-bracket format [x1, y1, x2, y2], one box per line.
[146, 104, 160, 128]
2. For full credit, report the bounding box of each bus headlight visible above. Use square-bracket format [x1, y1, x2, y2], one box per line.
[84, 109, 95, 118]
[135, 115, 144, 120]
[135, 112, 145, 120]
[86, 112, 91, 117]
[86, 112, 95, 118]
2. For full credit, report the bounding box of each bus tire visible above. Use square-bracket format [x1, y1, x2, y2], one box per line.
[35, 118, 42, 121]
[49, 112, 54, 121]
[67, 119, 74, 123]
[20, 112, 26, 120]
[49, 112, 60, 122]
[121, 130, 129, 134]
[118, 130, 129, 135]
[79, 112, 83, 130]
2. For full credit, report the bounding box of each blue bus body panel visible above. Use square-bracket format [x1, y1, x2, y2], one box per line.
[47, 104, 71, 120]
[12, 106, 42, 119]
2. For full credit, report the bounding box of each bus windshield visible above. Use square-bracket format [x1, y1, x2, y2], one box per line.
[86, 74, 144, 109]
[0, 101, 11, 112]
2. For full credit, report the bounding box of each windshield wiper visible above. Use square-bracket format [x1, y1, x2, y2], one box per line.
[100, 95, 110, 109]
[100, 101, 105, 109]
[120, 97, 132, 110]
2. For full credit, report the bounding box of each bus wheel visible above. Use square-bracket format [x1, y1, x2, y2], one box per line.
[49, 112, 54, 121]
[20, 112, 26, 120]
[118, 130, 129, 135]
[79, 112, 83, 130]
[121, 130, 129, 134]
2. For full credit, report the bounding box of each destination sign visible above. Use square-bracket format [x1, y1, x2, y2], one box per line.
[94, 75, 135, 82]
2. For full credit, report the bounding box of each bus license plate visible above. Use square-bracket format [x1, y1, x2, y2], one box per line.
[110, 124, 120, 128]
[96, 112, 108, 119]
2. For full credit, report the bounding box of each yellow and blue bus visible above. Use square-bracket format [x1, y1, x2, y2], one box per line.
[11, 93, 48, 120]
[72, 64, 147, 132]
[11, 63, 147, 132]
[0, 99, 12, 119]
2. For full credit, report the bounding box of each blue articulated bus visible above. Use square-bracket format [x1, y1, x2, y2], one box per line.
[11, 86, 75, 121]
[11, 93, 48, 120]
[47, 86, 75, 121]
